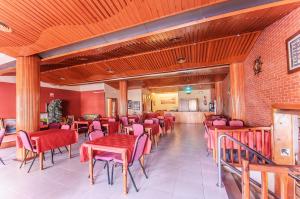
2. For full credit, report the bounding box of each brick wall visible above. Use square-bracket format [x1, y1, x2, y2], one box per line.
[244, 8, 300, 126]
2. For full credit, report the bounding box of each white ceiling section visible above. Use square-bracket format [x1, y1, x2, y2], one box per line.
[0, 53, 15, 65]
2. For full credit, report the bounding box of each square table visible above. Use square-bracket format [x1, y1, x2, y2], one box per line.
[80, 134, 140, 195]
[17, 129, 78, 170]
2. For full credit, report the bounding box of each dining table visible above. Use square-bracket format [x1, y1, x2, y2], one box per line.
[80, 134, 145, 195]
[101, 120, 120, 134]
[16, 129, 78, 170]
[143, 123, 160, 147]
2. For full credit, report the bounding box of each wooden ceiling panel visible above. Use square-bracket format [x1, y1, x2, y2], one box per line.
[40, 2, 299, 70]
[0, 0, 224, 56]
[41, 32, 256, 85]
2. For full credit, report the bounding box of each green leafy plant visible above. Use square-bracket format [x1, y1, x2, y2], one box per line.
[48, 99, 63, 123]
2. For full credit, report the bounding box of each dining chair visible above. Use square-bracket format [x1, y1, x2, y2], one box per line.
[152, 118, 159, 124]
[132, 124, 144, 136]
[92, 121, 102, 130]
[212, 119, 226, 126]
[120, 117, 131, 134]
[61, 124, 70, 130]
[88, 130, 114, 185]
[229, 120, 244, 127]
[144, 119, 153, 124]
[19, 130, 39, 173]
[108, 118, 116, 122]
[0, 129, 5, 165]
[110, 133, 148, 192]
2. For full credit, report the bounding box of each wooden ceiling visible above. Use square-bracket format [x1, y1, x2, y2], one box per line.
[0, 1, 300, 87]
[0, 0, 224, 57]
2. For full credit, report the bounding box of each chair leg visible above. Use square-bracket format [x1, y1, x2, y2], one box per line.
[0, 158, 5, 165]
[128, 167, 138, 192]
[88, 160, 97, 178]
[19, 150, 29, 169]
[64, 146, 69, 152]
[111, 163, 114, 185]
[106, 161, 110, 185]
[27, 154, 37, 173]
[57, 148, 63, 154]
[51, 150, 54, 164]
[139, 159, 148, 179]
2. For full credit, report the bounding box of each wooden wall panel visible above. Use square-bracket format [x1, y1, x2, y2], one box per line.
[16, 56, 40, 133]
[215, 81, 223, 114]
[119, 80, 128, 116]
[230, 62, 245, 120]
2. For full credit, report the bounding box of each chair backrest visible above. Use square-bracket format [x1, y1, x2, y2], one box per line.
[132, 124, 144, 136]
[229, 120, 244, 127]
[144, 119, 153, 124]
[152, 118, 159, 124]
[130, 133, 148, 165]
[48, 122, 61, 129]
[108, 118, 116, 122]
[88, 130, 104, 141]
[120, 116, 129, 126]
[212, 119, 226, 126]
[0, 129, 5, 145]
[18, 130, 34, 151]
[92, 121, 102, 130]
[61, 124, 70, 130]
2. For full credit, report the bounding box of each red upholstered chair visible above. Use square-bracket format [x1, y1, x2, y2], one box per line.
[212, 119, 226, 126]
[92, 121, 102, 130]
[0, 129, 5, 165]
[108, 118, 116, 122]
[111, 133, 148, 192]
[88, 130, 114, 185]
[229, 120, 244, 127]
[18, 130, 39, 173]
[152, 118, 159, 124]
[61, 124, 70, 130]
[144, 119, 153, 124]
[120, 116, 131, 134]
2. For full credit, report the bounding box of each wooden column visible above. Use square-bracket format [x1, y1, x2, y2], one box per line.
[16, 56, 40, 159]
[230, 62, 245, 120]
[215, 81, 223, 115]
[119, 80, 128, 116]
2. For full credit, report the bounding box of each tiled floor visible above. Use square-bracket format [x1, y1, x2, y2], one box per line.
[0, 124, 228, 199]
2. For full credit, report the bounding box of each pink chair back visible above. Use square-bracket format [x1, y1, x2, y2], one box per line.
[229, 120, 244, 127]
[0, 129, 5, 145]
[89, 130, 104, 141]
[144, 119, 153, 124]
[108, 118, 116, 122]
[132, 124, 144, 136]
[92, 121, 102, 130]
[212, 119, 226, 126]
[120, 117, 129, 126]
[18, 130, 34, 151]
[130, 133, 148, 165]
[152, 118, 159, 124]
[61, 124, 70, 130]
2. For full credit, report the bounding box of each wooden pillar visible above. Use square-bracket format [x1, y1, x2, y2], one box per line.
[119, 80, 128, 116]
[215, 81, 223, 115]
[16, 56, 40, 159]
[230, 63, 245, 120]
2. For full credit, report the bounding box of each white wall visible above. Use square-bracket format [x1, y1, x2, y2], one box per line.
[178, 89, 211, 111]
[128, 89, 143, 114]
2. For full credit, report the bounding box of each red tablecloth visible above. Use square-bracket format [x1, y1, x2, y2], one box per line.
[80, 134, 136, 162]
[16, 129, 78, 153]
[207, 126, 271, 158]
[143, 123, 160, 135]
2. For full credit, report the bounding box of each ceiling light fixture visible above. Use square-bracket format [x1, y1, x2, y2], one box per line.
[77, 57, 88, 61]
[59, 77, 65, 80]
[0, 22, 12, 32]
[106, 67, 115, 74]
[169, 36, 183, 43]
[177, 57, 186, 64]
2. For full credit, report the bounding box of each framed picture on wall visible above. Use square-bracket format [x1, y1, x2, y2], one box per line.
[133, 101, 140, 111]
[286, 30, 300, 73]
[128, 100, 132, 109]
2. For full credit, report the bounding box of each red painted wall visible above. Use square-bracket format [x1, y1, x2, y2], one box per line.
[80, 90, 105, 116]
[0, 82, 105, 119]
[243, 8, 300, 126]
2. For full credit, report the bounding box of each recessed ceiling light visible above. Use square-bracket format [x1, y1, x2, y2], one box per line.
[77, 57, 88, 61]
[237, 34, 240, 37]
[106, 67, 115, 74]
[59, 77, 65, 80]
[0, 22, 12, 33]
[169, 36, 183, 43]
[177, 57, 186, 64]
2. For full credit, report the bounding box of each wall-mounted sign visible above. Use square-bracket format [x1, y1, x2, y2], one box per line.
[280, 148, 290, 157]
[286, 30, 300, 73]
